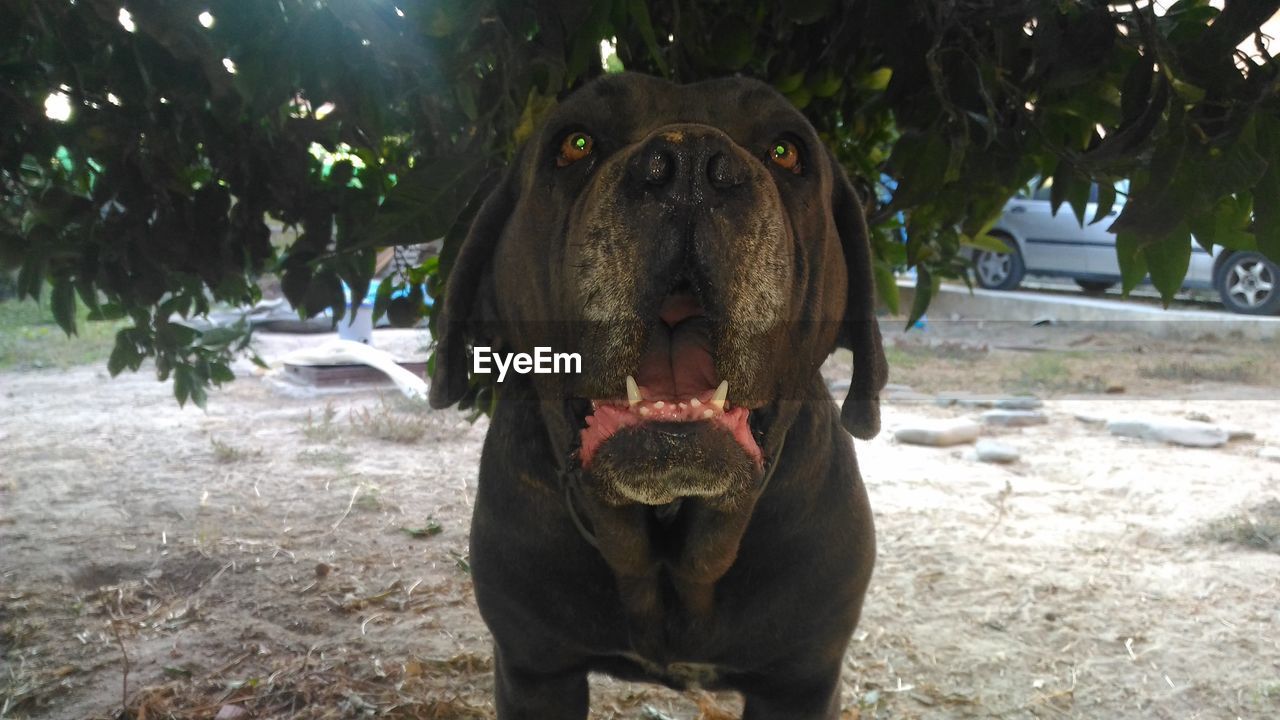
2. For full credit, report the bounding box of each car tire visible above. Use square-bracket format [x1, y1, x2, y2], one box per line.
[973, 235, 1025, 291]
[1215, 251, 1280, 315]
[1075, 279, 1115, 295]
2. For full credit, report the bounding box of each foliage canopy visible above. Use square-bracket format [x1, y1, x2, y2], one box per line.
[2, 0, 1278, 405]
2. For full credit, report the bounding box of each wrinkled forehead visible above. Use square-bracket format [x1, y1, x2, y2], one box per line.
[543, 73, 815, 146]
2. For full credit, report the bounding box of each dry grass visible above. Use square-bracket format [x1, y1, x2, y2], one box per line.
[107, 652, 495, 720]
[301, 402, 340, 442]
[1139, 359, 1262, 384]
[1200, 499, 1280, 553]
[209, 438, 263, 464]
[296, 448, 355, 468]
[349, 397, 434, 444]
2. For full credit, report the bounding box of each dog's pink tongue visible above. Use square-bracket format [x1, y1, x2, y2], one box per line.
[634, 316, 718, 399]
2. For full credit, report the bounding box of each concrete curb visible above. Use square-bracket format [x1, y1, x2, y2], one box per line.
[894, 281, 1280, 341]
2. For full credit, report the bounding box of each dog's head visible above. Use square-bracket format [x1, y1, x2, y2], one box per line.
[431, 73, 886, 504]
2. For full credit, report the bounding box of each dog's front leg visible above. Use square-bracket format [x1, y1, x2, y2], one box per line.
[740, 661, 843, 720]
[492, 643, 589, 720]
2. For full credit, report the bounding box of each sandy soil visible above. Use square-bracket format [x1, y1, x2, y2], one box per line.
[2, 323, 1279, 719]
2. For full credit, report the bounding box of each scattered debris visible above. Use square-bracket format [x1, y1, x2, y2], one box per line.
[215, 704, 248, 720]
[402, 520, 444, 538]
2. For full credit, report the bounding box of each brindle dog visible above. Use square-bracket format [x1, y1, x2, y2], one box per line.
[430, 73, 887, 719]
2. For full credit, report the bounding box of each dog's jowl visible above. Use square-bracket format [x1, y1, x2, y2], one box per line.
[430, 73, 887, 720]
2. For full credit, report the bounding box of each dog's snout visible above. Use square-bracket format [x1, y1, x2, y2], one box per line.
[706, 152, 743, 190]
[643, 147, 674, 186]
[631, 128, 745, 205]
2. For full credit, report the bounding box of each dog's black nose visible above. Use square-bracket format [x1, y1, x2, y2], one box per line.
[633, 127, 745, 205]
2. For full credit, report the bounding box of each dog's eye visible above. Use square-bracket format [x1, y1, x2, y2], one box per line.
[557, 132, 595, 167]
[769, 140, 802, 174]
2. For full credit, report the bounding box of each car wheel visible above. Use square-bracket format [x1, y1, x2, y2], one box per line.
[1216, 251, 1280, 315]
[973, 236, 1025, 290]
[1075, 279, 1115, 295]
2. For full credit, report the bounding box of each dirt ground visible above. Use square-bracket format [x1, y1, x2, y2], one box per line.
[2, 319, 1279, 719]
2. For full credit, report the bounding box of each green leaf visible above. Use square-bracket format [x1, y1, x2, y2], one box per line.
[210, 362, 236, 384]
[373, 277, 395, 323]
[1091, 182, 1117, 225]
[174, 365, 193, 407]
[873, 261, 900, 315]
[960, 233, 1015, 254]
[1065, 175, 1090, 229]
[189, 376, 208, 410]
[373, 158, 488, 246]
[88, 303, 126, 321]
[1142, 229, 1192, 306]
[401, 520, 443, 538]
[15, 248, 45, 302]
[905, 267, 937, 330]
[108, 332, 136, 377]
[1253, 115, 1280, 261]
[627, 0, 669, 77]
[50, 277, 77, 336]
[1115, 232, 1149, 295]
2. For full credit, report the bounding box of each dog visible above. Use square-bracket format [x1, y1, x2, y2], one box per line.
[429, 72, 887, 719]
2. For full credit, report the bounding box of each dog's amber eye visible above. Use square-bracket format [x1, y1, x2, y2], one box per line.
[557, 132, 595, 167]
[769, 140, 801, 173]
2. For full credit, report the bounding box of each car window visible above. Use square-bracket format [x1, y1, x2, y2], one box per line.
[1029, 179, 1102, 204]
[1032, 178, 1053, 202]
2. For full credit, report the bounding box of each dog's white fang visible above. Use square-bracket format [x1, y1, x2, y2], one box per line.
[626, 375, 642, 406]
[711, 380, 728, 410]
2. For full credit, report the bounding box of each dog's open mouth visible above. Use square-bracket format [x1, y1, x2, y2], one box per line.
[578, 292, 763, 469]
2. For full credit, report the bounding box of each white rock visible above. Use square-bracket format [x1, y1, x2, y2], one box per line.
[980, 409, 1049, 427]
[885, 389, 934, 405]
[994, 396, 1044, 410]
[975, 439, 1020, 463]
[895, 419, 981, 447]
[936, 393, 1043, 410]
[1106, 418, 1229, 448]
[1260, 447, 1280, 462]
[1074, 413, 1107, 425]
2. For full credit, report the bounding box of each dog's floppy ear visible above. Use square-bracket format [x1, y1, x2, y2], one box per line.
[428, 164, 519, 409]
[829, 156, 888, 439]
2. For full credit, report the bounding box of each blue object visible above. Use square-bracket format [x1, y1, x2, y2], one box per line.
[341, 281, 432, 308]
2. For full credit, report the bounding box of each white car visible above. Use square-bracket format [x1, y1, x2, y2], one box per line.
[970, 181, 1280, 315]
